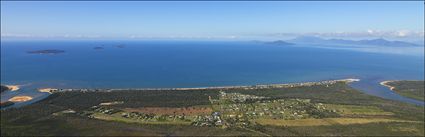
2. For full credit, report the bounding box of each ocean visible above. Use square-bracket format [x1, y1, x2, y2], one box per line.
[1, 40, 424, 106]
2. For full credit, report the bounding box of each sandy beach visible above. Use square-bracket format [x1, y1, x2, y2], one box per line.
[38, 88, 57, 94]
[8, 96, 33, 102]
[380, 81, 395, 91]
[5, 85, 20, 91]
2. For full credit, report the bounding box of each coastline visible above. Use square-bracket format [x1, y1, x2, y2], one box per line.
[50, 78, 360, 93]
[38, 88, 56, 94]
[380, 80, 395, 91]
[2, 78, 359, 109]
[8, 96, 33, 102]
[4, 85, 20, 91]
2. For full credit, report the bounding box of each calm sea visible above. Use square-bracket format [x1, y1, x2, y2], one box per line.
[1, 40, 424, 106]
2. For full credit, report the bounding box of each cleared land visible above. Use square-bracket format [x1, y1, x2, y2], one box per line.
[323, 104, 394, 116]
[255, 118, 419, 126]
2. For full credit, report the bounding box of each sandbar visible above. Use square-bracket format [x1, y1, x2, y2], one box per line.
[380, 80, 395, 91]
[5, 85, 20, 91]
[38, 88, 58, 94]
[8, 96, 33, 102]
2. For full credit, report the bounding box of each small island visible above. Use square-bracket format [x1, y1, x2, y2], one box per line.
[93, 47, 104, 50]
[27, 49, 65, 54]
[265, 40, 295, 46]
[116, 45, 125, 48]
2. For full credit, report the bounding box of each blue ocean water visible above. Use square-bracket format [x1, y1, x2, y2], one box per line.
[1, 40, 424, 106]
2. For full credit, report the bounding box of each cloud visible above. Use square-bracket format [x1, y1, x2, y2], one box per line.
[1, 33, 103, 39]
[128, 35, 239, 40]
[1, 33, 35, 38]
[2, 29, 423, 40]
[267, 29, 424, 39]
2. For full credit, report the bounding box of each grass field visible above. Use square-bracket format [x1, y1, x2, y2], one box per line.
[323, 104, 394, 116]
[262, 122, 425, 136]
[123, 106, 212, 116]
[255, 118, 420, 126]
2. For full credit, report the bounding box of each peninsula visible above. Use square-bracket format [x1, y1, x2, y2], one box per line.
[1, 85, 10, 93]
[381, 80, 424, 101]
[1, 85, 19, 93]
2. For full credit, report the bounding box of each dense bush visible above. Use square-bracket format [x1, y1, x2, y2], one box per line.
[1, 85, 10, 93]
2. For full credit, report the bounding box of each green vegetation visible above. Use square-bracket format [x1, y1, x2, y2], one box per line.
[323, 104, 394, 116]
[43, 90, 219, 111]
[1, 85, 10, 93]
[385, 80, 424, 101]
[1, 81, 424, 136]
[255, 118, 418, 126]
[261, 122, 424, 136]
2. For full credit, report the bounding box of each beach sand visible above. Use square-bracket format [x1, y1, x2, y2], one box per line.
[380, 80, 395, 90]
[8, 96, 33, 102]
[38, 88, 57, 94]
[5, 85, 20, 91]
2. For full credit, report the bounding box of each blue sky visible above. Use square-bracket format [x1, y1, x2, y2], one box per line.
[1, 1, 424, 40]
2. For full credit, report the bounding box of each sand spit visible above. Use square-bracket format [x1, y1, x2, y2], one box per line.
[5, 85, 20, 91]
[38, 88, 58, 94]
[8, 96, 33, 102]
[380, 81, 395, 91]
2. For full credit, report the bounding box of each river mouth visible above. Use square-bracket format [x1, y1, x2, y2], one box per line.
[1, 84, 51, 109]
[349, 78, 424, 106]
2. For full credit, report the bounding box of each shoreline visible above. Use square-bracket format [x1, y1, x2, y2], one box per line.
[4, 85, 20, 91]
[8, 96, 33, 102]
[38, 88, 56, 94]
[380, 80, 395, 91]
[47, 78, 360, 93]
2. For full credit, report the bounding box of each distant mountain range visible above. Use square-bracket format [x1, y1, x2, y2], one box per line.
[267, 36, 422, 47]
[264, 40, 295, 46]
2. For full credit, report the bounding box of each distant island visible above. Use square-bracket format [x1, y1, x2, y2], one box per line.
[286, 36, 421, 47]
[93, 47, 104, 50]
[264, 40, 295, 46]
[27, 49, 65, 54]
[116, 45, 125, 48]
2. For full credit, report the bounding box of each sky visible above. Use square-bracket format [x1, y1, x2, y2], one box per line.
[1, 1, 424, 41]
